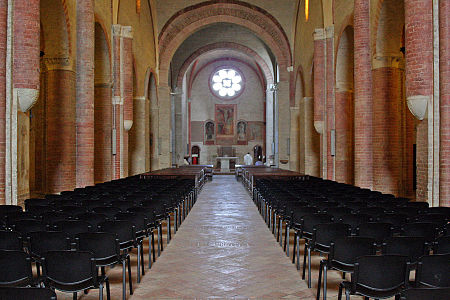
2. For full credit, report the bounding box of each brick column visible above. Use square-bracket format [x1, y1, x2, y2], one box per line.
[440, 0, 450, 207]
[76, 0, 95, 188]
[122, 26, 133, 178]
[335, 87, 353, 185]
[354, 0, 373, 189]
[405, 0, 433, 201]
[0, 0, 6, 203]
[325, 26, 335, 181]
[313, 29, 326, 178]
[372, 64, 403, 196]
[112, 25, 121, 179]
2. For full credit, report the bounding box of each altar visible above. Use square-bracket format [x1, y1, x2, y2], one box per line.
[216, 156, 239, 173]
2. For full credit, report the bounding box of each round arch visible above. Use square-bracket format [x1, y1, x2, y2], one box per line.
[158, 0, 292, 85]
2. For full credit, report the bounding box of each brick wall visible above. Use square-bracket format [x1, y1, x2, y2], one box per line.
[440, 0, 450, 207]
[335, 91, 354, 184]
[94, 85, 112, 183]
[0, 0, 6, 203]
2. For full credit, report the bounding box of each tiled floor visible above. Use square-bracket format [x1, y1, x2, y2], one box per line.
[129, 175, 315, 299]
[55, 175, 375, 299]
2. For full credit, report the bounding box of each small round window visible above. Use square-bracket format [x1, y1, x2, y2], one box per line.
[210, 68, 244, 99]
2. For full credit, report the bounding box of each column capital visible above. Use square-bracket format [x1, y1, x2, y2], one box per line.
[121, 26, 133, 39]
[112, 24, 122, 36]
[313, 28, 326, 40]
[325, 26, 334, 38]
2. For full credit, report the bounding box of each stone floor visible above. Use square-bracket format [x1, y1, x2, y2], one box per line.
[54, 175, 379, 299]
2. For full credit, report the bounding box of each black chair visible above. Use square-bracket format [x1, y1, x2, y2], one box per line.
[356, 222, 394, 246]
[339, 214, 372, 235]
[401, 222, 440, 243]
[338, 255, 410, 300]
[115, 212, 147, 280]
[0, 231, 22, 250]
[98, 221, 135, 291]
[42, 250, 110, 300]
[58, 206, 87, 217]
[414, 214, 449, 227]
[76, 232, 129, 300]
[0, 287, 56, 300]
[10, 220, 48, 237]
[75, 213, 108, 229]
[0, 250, 33, 287]
[93, 207, 121, 219]
[27, 231, 72, 276]
[317, 237, 376, 300]
[382, 236, 428, 265]
[415, 254, 450, 288]
[401, 287, 450, 300]
[39, 212, 71, 227]
[434, 236, 450, 254]
[304, 223, 351, 288]
[376, 213, 409, 233]
[53, 220, 92, 237]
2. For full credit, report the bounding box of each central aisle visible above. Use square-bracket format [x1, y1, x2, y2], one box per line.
[130, 175, 315, 299]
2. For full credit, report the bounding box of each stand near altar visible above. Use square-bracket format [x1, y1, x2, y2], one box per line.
[216, 157, 239, 173]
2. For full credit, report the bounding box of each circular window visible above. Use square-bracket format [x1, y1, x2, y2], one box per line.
[210, 68, 244, 99]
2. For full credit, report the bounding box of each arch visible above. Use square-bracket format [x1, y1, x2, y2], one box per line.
[176, 42, 273, 88]
[94, 21, 112, 183]
[295, 66, 305, 107]
[40, 0, 70, 64]
[158, 1, 292, 85]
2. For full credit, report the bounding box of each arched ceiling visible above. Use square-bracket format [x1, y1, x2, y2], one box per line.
[170, 23, 275, 88]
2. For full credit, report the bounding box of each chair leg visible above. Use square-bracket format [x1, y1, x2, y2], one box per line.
[137, 244, 141, 283]
[285, 225, 290, 257]
[342, 272, 345, 279]
[122, 260, 126, 300]
[73, 292, 77, 300]
[105, 278, 111, 300]
[323, 263, 327, 300]
[316, 261, 323, 300]
[151, 231, 156, 262]
[279, 218, 283, 246]
[307, 246, 312, 288]
[99, 282, 103, 300]
[302, 242, 307, 279]
[338, 283, 343, 300]
[148, 235, 152, 269]
[141, 240, 145, 275]
[296, 235, 301, 271]
[345, 289, 351, 300]
[157, 225, 161, 257]
[167, 216, 171, 243]
[127, 255, 133, 295]
[292, 232, 297, 264]
[158, 223, 164, 252]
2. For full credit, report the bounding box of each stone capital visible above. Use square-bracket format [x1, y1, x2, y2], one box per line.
[325, 26, 334, 39]
[314, 120, 324, 134]
[124, 120, 133, 131]
[112, 96, 123, 105]
[372, 53, 405, 70]
[112, 24, 122, 36]
[313, 28, 326, 41]
[121, 26, 133, 39]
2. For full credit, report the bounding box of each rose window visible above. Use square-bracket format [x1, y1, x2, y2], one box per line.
[210, 68, 244, 99]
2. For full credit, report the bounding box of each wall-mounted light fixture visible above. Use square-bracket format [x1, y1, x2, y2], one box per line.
[305, 0, 309, 22]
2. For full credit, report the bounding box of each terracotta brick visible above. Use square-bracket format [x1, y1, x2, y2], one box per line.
[76, 0, 95, 188]
[372, 67, 402, 196]
[440, 0, 450, 207]
[45, 70, 76, 194]
[354, 0, 373, 189]
[405, 0, 433, 201]
[0, 0, 6, 203]
[94, 85, 112, 183]
[335, 91, 354, 184]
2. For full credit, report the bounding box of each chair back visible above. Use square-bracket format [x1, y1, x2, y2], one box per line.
[43, 250, 97, 289]
[0, 231, 22, 251]
[28, 231, 71, 258]
[353, 255, 409, 292]
[76, 232, 120, 261]
[356, 222, 393, 245]
[53, 220, 92, 237]
[434, 236, 450, 254]
[401, 222, 440, 242]
[416, 254, 450, 288]
[382, 236, 428, 263]
[311, 223, 351, 248]
[0, 287, 57, 300]
[329, 237, 376, 266]
[403, 287, 450, 300]
[0, 250, 33, 287]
